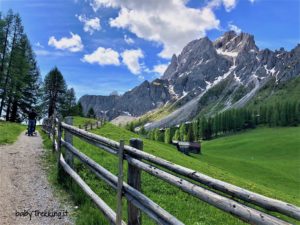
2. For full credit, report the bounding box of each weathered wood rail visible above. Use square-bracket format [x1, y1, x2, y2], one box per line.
[77, 118, 104, 131]
[42, 116, 300, 225]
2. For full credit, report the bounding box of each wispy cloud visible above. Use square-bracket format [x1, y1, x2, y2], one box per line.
[48, 32, 84, 52]
[76, 14, 101, 35]
[35, 42, 44, 48]
[152, 63, 168, 76]
[82, 47, 120, 65]
[228, 22, 241, 33]
[34, 49, 70, 57]
[124, 35, 134, 44]
[121, 49, 144, 75]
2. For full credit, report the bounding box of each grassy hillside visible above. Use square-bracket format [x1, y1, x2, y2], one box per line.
[63, 118, 299, 225]
[200, 127, 300, 203]
[0, 121, 25, 145]
[72, 116, 98, 127]
[247, 76, 300, 108]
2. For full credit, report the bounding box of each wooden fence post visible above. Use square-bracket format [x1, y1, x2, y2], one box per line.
[117, 140, 124, 225]
[57, 119, 65, 182]
[128, 138, 143, 225]
[52, 111, 56, 152]
[65, 116, 74, 168]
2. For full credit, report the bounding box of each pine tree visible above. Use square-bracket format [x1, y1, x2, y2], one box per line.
[139, 126, 146, 135]
[61, 88, 77, 117]
[0, 13, 24, 118]
[179, 123, 186, 141]
[173, 129, 180, 141]
[186, 123, 194, 142]
[43, 67, 67, 117]
[192, 120, 199, 141]
[0, 11, 41, 121]
[164, 128, 171, 144]
[76, 102, 84, 117]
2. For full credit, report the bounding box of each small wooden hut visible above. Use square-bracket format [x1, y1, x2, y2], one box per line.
[172, 141, 201, 155]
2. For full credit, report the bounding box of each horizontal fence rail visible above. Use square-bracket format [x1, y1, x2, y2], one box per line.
[59, 154, 126, 225]
[61, 140, 184, 225]
[41, 116, 300, 225]
[60, 122, 300, 221]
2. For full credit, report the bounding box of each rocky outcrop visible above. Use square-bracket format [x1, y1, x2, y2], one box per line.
[80, 79, 170, 119]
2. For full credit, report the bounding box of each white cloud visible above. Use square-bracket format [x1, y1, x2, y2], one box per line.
[228, 22, 241, 34]
[222, 0, 237, 12]
[106, 0, 220, 59]
[48, 32, 84, 52]
[90, 0, 119, 11]
[124, 35, 134, 44]
[121, 49, 144, 74]
[76, 14, 101, 35]
[208, 0, 237, 12]
[249, 0, 256, 3]
[34, 49, 68, 57]
[82, 47, 120, 65]
[152, 64, 168, 76]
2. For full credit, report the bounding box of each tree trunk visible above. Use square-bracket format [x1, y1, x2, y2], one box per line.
[5, 94, 12, 121]
[0, 16, 12, 83]
[0, 18, 17, 117]
[9, 99, 18, 122]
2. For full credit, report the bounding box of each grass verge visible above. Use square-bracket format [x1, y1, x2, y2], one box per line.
[40, 117, 300, 225]
[0, 121, 25, 145]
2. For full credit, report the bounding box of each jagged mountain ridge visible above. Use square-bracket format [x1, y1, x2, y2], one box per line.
[79, 31, 300, 128]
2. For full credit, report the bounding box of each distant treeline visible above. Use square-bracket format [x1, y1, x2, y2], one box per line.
[0, 10, 84, 121]
[129, 100, 300, 143]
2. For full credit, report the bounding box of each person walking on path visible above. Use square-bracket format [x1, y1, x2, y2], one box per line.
[28, 108, 37, 136]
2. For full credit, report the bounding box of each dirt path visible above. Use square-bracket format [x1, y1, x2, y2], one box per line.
[0, 132, 73, 225]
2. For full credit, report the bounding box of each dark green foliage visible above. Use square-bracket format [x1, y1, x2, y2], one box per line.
[0, 10, 41, 121]
[164, 128, 172, 144]
[61, 88, 77, 117]
[43, 67, 67, 117]
[173, 129, 180, 141]
[198, 77, 230, 107]
[87, 107, 96, 118]
[186, 123, 195, 142]
[77, 102, 84, 117]
[154, 128, 164, 142]
[139, 126, 146, 135]
[179, 123, 186, 141]
[125, 121, 135, 132]
[148, 98, 300, 143]
[232, 86, 248, 102]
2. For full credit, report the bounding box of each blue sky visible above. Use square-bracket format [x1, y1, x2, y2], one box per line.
[1, 0, 299, 98]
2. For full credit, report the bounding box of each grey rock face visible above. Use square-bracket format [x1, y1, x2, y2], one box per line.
[79, 79, 171, 119]
[80, 31, 300, 124]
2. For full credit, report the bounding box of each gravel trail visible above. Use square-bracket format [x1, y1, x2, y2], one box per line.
[0, 132, 73, 225]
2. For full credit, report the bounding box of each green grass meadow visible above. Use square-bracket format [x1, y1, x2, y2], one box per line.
[0, 121, 25, 145]
[40, 118, 300, 225]
[72, 116, 98, 127]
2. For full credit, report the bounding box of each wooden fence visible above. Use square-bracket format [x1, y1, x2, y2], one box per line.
[78, 118, 104, 131]
[42, 116, 300, 225]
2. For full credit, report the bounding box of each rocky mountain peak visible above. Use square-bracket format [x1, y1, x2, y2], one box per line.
[80, 31, 299, 125]
[162, 37, 217, 81]
[214, 31, 258, 54]
[162, 54, 178, 80]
